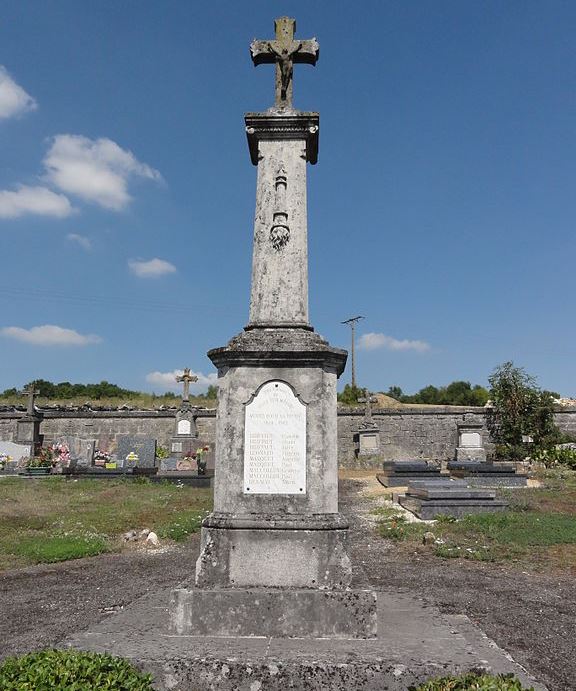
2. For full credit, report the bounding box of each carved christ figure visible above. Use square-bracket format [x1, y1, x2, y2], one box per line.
[268, 41, 302, 103]
[251, 17, 319, 109]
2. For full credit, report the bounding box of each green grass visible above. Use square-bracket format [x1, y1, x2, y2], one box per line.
[9, 535, 109, 563]
[377, 470, 576, 569]
[0, 477, 212, 571]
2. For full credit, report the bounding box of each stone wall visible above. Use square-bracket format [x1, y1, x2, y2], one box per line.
[2, 406, 575, 467]
[337, 407, 492, 467]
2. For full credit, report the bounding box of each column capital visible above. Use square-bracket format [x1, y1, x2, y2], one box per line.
[245, 111, 319, 165]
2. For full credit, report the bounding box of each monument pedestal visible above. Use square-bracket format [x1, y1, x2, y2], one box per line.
[168, 329, 378, 637]
[169, 18, 376, 640]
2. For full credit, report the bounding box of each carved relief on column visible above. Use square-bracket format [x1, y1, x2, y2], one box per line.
[269, 166, 290, 251]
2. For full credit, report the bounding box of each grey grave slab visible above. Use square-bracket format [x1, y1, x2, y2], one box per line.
[116, 435, 157, 467]
[406, 482, 496, 501]
[399, 494, 509, 519]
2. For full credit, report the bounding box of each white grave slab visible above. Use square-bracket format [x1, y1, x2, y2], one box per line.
[243, 380, 306, 494]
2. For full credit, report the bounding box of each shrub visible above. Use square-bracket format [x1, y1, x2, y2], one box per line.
[410, 671, 534, 690]
[532, 446, 576, 469]
[487, 361, 560, 461]
[0, 649, 154, 690]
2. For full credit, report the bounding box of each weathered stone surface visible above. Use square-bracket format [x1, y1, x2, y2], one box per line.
[195, 516, 351, 589]
[170, 587, 376, 639]
[398, 495, 509, 519]
[116, 435, 156, 467]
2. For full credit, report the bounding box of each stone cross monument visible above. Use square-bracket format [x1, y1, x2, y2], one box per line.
[16, 382, 43, 456]
[175, 368, 197, 405]
[170, 17, 376, 639]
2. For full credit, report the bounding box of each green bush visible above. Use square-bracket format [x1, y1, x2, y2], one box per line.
[410, 671, 533, 690]
[0, 649, 154, 690]
[532, 446, 576, 469]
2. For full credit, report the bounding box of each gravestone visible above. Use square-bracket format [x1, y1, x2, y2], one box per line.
[454, 422, 486, 462]
[0, 440, 30, 473]
[170, 17, 376, 639]
[377, 460, 446, 487]
[55, 436, 95, 467]
[15, 383, 43, 457]
[116, 435, 157, 468]
[398, 479, 509, 519]
[356, 392, 380, 456]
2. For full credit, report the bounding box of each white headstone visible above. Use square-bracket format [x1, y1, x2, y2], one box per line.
[177, 419, 191, 435]
[0, 440, 30, 462]
[243, 380, 306, 494]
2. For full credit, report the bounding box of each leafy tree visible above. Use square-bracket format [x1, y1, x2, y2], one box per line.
[337, 384, 363, 405]
[487, 361, 560, 460]
[206, 385, 218, 400]
[386, 386, 404, 401]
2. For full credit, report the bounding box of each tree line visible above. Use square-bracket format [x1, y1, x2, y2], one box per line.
[0, 379, 218, 400]
[338, 381, 490, 406]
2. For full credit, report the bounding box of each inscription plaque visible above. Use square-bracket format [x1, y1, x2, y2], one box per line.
[177, 419, 191, 435]
[460, 431, 481, 448]
[243, 380, 306, 494]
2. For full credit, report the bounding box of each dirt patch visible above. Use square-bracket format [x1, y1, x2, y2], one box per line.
[341, 479, 576, 691]
[0, 480, 574, 690]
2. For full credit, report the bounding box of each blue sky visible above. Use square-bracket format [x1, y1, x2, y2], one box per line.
[1, 1, 574, 396]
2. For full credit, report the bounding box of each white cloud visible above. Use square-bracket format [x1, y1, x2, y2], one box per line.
[1, 325, 101, 346]
[146, 369, 217, 394]
[358, 332, 430, 353]
[67, 233, 92, 250]
[43, 134, 162, 211]
[128, 257, 177, 278]
[0, 66, 37, 120]
[0, 185, 73, 219]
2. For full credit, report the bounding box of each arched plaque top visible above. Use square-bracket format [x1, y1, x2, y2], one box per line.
[243, 379, 308, 407]
[243, 380, 306, 495]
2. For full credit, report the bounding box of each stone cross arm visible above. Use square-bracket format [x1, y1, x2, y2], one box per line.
[176, 368, 198, 401]
[250, 16, 319, 108]
[250, 37, 319, 66]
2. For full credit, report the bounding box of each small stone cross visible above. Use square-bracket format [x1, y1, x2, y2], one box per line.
[358, 391, 378, 426]
[250, 16, 319, 109]
[176, 368, 198, 403]
[21, 383, 40, 416]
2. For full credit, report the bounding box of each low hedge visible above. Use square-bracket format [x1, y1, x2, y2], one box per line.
[0, 649, 154, 690]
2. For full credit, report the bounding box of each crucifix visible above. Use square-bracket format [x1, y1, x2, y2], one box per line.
[250, 16, 319, 109]
[176, 368, 198, 403]
[358, 390, 378, 427]
[21, 382, 40, 416]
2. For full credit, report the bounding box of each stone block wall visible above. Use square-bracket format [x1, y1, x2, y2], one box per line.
[337, 407, 493, 468]
[1, 406, 575, 467]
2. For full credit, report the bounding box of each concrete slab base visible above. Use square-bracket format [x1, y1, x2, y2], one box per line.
[398, 495, 509, 520]
[66, 587, 545, 690]
[377, 472, 448, 488]
[170, 587, 377, 638]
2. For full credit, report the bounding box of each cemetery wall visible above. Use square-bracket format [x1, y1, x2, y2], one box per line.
[337, 407, 492, 467]
[1, 407, 575, 466]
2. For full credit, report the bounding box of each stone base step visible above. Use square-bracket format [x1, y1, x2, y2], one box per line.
[170, 587, 377, 639]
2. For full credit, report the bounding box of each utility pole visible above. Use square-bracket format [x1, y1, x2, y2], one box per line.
[341, 316, 364, 389]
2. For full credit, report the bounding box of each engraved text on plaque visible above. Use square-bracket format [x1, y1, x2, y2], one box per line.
[243, 380, 306, 494]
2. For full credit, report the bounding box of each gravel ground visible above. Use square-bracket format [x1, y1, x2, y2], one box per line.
[0, 479, 574, 690]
